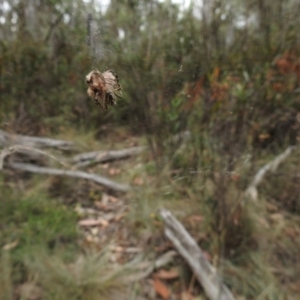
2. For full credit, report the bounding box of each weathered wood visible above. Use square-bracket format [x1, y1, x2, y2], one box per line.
[73, 146, 145, 168]
[9, 162, 130, 193]
[160, 209, 236, 300]
[245, 146, 296, 201]
[0, 145, 68, 170]
[128, 250, 177, 282]
[0, 130, 73, 151]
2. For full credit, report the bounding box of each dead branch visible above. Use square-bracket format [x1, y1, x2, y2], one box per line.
[8, 162, 130, 193]
[140, 250, 177, 279]
[0, 145, 69, 170]
[73, 146, 145, 168]
[245, 146, 297, 201]
[0, 130, 74, 151]
[160, 209, 236, 300]
[0, 148, 13, 170]
[128, 251, 177, 282]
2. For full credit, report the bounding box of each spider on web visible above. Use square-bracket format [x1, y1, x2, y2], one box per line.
[85, 69, 122, 111]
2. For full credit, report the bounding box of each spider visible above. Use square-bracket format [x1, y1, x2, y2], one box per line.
[85, 69, 122, 111]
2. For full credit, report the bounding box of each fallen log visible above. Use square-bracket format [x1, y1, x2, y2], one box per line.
[0, 130, 74, 151]
[160, 209, 236, 300]
[73, 146, 145, 168]
[8, 162, 130, 193]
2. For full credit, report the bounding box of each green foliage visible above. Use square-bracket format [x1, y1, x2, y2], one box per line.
[1, 0, 300, 298]
[0, 184, 78, 284]
[0, 251, 13, 300]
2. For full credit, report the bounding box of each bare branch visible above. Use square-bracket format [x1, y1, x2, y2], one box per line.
[160, 209, 236, 300]
[245, 146, 297, 201]
[0, 145, 69, 169]
[0, 130, 74, 151]
[8, 162, 130, 193]
[128, 251, 177, 281]
[73, 146, 145, 168]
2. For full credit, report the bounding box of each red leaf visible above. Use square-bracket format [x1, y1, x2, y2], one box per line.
[153, 278, 170, 299]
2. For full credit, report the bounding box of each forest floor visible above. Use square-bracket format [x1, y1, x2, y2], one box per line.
[1, 126, 300, 300]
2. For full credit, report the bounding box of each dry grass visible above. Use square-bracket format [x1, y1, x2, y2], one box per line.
[24, 249, 135, 300]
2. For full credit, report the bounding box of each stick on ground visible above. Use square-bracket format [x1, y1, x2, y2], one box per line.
[73, 146, 145, 168]
[9, 162, 130, 193]
[0, 130, 73, 151]
[245, 146, 296, 201]
[160, 209, 236, 300]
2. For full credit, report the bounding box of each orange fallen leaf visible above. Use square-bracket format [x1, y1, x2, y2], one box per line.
[154, 269, 179, 280]
[153, 278, 170, 299]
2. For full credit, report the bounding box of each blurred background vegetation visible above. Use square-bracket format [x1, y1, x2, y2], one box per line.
[1, 0, 300, 299]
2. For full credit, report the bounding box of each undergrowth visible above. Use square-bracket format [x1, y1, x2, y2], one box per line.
[0, 172, 138, 300]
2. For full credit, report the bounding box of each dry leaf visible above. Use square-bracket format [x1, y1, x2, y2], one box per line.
[284, 227, 298, 238]
[154, 269, 179, 280]
[91, 227, 99, 236]
[153, 278, 170, 299]
[202, 251, 212, 262]
[269, 213, 284, 222]
[259, 133, 270, 141]
[114, 212, 126, 221]
[231, 173, 240, 182]
[109, 167, 121, 175]
[188, 215, 204, 223]
[266, 202, 278, 212]
[181, 291, 194, 300]
[133, 177, 144, 185]
[112, 246, 124, 253]
[108, 195, 118, 203]
[17, 282, 43, 300]
[102, 193, 110, 204]
[3, 240, 19, 250]
[94, 201, 109, 211]
[78, 218, 109, 227]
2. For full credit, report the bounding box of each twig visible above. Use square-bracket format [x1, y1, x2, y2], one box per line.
[44, 8, 69, 42]
[8, 162, 130, 193]
[0, 145, 69, 170]
[160, 209, 236, 300]
[73, 146, 145, 168]
[0, 130, 73, 151]
[0, 148, 13, 170]
[128, 251, 177, 281]
[245, 146, 297, 201]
